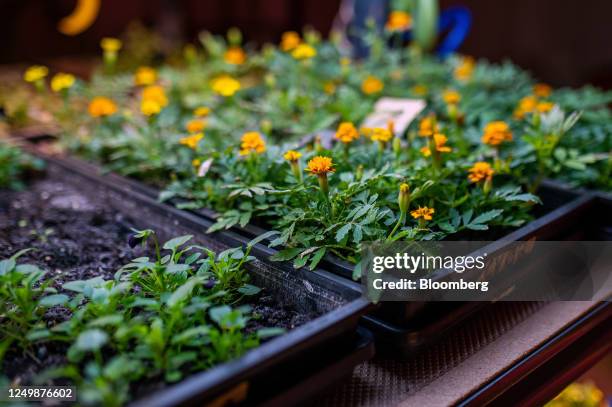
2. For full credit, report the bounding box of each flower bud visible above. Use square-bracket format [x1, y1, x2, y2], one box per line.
[393, 136, 401, 157]
[398, 183, 410, 214]
[260, 119, 272, 135]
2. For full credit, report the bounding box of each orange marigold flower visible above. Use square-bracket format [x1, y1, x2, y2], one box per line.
[371, 127, 393, 143]
[291, 43, 317, 60]
[281, 31, 301, 51]
[179, 132, 204, 149]
[418, 116, 439, 137]
[186, 119, 206, 133]
[468, 162, 495, 183]
[306, 156, 334, 175]
[420, 133, 452, 157]
[513, 96, 538, 119]
[24, 65, 48, 83]
[211, 75, 241, 97]
[142, 85, 168, 107]
[442, 89, 461, 105]
[361, 75, 384, 95]
[454, 56, 475, 81]
[536, 101, 554, 113]
[194, 106, 210, 117]
[533, 83, 552, 98]
[482, 121, 513, 146]
[140, 99, 162, 116]
[386, 11, 412, 31]
[224, 46, 247, 65]
[88, 96, 117, 117]
[239, 131, 266, 155]
[50, 73, 75, 92]
[134, 66, 157, 86]
[283, 150, 302, 162]
[335, 122, 360, 144]
[410, 206, 435, 221]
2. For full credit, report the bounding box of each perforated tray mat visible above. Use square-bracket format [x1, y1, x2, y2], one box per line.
[320, 301, 571, 406]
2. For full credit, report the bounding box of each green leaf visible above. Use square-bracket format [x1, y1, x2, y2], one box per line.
[163, 235, 193, 250]
[39, 294, 69, 307]
[209, 305, 232, 324]
[471, 209, 503, 225]
[88, 314, 124, 327]
[293, 255, 309, 269]
[248, 230, 280, 247]
[167, 278, 201, 308]
[0, 258, 15, 275]
[270, 247, 301, 261]
[237, 284, 261, 296]
[309, 248, 326, 270]
[335, 224, 352, 242]
[26, 329, 51, 341]
[75, 329, 108, 352]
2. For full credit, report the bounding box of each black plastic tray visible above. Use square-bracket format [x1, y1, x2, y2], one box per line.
[18, 146, 595, 356]
[9, 151, 374, 406]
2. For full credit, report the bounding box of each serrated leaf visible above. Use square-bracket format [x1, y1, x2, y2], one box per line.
[335, 224, 352, 242]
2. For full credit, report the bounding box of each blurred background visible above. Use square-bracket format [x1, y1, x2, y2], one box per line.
[1, 0, 611, 87]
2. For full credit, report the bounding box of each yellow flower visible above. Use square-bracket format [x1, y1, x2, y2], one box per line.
[410, 206, 435, 221]
[134, 66, 157, 86]
[482, 121, 513, 146]
[192, 158, 202, 167]
[386, 11, 412, 31]
[140, 98, 162, 116]
[142, 85, 168, 107]
[239, 131, 266, 155]
[536, 101, 554, 113]
[180, 133, 204, 149]
[100, 37, 122, 52]
[361, 76, 384, 95]
[468, 162, 494, 183]
[193, 106, 210, 117]
[186, 119, 206, 133]
[513, 95, 538, 119]
[533, 83, 552, 98]
[442, 89, 461, 105]
[306, 156, 334, 175]
[418, 116, 439, 137]
[371, 128, 393, 143]
[281, 31, 301, 51]
[335, 122, 360, 144]
[224, 46, 247, 65]
[291, 43, 317, 60]
[420, 133, 452, 157]
[323, 81, 336, 94]
[211, 75, 241, 97]
[88, 96, 117, 117]
[454, 56, 475, 81]
[412, 84, 428, 96]
[50, 73, 75, 92]
[24, 65, 48, 83]
[283, 150, 302, 163]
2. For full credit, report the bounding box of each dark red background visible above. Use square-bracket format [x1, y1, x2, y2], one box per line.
[2, 0, 611, 88]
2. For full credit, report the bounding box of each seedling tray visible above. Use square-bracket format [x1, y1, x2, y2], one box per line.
[19, 146, 595, 356]
[3, 150, 374, 406]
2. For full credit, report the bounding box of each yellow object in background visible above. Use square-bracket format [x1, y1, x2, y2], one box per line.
[58, 0, 101, 36]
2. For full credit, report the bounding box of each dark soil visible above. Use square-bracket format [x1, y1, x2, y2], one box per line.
[0, 177, 317, 393]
